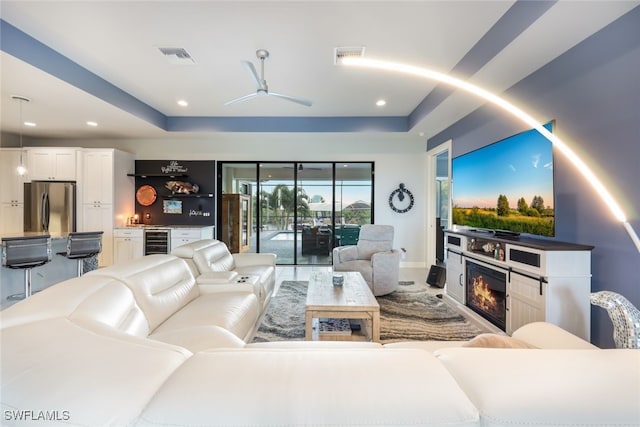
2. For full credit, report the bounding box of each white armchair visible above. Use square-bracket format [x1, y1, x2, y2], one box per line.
[332, 224, 400, 296]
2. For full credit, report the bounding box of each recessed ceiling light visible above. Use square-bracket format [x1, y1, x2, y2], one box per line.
[177, 100, 189, 107]
[86, 121, 98, 127]
[376, 99, 386, 107]
[23, 121, 36, 127]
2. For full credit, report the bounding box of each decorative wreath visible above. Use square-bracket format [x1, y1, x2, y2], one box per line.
[388, 183, 414, 213]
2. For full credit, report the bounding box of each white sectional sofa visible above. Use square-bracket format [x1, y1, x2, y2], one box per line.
[1, 252, 639, 427]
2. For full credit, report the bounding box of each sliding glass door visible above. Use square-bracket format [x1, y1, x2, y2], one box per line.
[218, 161, 373, 265]
[257, 163, 296, 264]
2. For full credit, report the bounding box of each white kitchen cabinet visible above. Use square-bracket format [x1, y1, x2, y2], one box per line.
[27, 148, 77, 181]
[82, 150, 114, 204]
[78, 149, 134, 267]
[0, 203, 24, 235]
[113, 228, 144, 264]
[170, 226, 214, 252]
[0, 149, 26, 234]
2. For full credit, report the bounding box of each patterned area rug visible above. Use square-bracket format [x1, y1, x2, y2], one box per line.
[251, 280, 483, 343]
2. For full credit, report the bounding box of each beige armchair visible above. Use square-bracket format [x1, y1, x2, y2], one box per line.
[332, 224, 400, 296]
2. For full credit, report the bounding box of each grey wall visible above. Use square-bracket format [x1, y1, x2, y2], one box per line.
[428, 7, 640, 348]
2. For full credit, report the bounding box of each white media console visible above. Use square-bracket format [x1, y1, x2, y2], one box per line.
[445, 230, 594, 340]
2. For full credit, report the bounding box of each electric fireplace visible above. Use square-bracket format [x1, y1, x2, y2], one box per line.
[466, 261, 507, 330]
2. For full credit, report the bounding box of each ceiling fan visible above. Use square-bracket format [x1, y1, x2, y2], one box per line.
[224, 49, 313, 107]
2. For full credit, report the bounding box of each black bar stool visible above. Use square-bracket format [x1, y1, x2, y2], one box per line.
[57, 231, 104, 276]
[1, 235, 52, 300]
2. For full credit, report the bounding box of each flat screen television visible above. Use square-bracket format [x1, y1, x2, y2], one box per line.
[451, 121, 555, 237]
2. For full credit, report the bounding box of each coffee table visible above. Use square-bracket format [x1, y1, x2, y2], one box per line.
[305, 271, 380, 342]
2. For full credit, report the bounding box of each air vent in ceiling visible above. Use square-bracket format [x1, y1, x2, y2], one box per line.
[158, 47, 195, 65]
[334, 46, 366, 65]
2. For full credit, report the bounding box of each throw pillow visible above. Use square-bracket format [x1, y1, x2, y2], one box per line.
[462, 333, 538, 349]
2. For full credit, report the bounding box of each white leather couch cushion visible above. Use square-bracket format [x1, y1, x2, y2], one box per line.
[0, 318, 189, 427]
[511, 321, 598, 349]
[435, 348, 640, 426]
[196, 270, 239, 283]
[151, 292, 259, 341]
[149, 325, 246, 352]
[139, 348, 480, 426]
[172, 240, 277, 311]
[68, 280, 149, 337]
[0, 275, 122, 329]
[89, 254, 199, 331]
[192, 240, 236, 272]
[384, 340, 469, 352]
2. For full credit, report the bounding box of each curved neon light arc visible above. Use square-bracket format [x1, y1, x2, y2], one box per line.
[342, 57, 640, 252]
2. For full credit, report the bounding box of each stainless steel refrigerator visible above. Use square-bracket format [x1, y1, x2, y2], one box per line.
[24, 181, 76, 234]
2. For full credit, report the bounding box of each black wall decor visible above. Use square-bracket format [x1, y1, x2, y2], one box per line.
[132, 160, 215, 226]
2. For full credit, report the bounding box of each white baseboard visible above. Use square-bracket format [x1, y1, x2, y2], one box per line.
[400, 261, 426, 269]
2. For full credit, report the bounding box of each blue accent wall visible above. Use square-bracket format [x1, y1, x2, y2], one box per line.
[428, 6, 640, 347]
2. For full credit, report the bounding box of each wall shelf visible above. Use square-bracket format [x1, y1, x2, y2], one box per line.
[127, 173, 189, 178]
[163, 193, 214, 198]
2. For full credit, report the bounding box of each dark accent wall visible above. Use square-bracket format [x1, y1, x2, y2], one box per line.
[428, 7, 640, 348]
[134, 160, 215, 226]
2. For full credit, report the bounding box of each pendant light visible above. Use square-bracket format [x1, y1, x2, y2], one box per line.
[11, 95, 30, 176]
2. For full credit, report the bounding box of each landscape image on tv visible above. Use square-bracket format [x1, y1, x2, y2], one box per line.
[452, 122, 555, 237]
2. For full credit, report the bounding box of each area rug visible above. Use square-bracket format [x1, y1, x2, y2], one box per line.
[251, 280, 483, 343]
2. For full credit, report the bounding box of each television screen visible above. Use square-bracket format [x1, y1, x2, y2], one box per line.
[451, 121, 555, 237]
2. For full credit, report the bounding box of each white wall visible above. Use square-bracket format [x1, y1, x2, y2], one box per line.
[26, 132, 430, 266]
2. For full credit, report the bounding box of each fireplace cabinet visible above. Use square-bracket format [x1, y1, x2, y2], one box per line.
[444, 230, 594, 340]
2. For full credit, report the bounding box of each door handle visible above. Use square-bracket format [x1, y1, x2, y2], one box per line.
[43, 192, 50, 231]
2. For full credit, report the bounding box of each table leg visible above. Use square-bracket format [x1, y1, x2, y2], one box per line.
[305, 310, 313, 340]
[372, 310, 380, 342]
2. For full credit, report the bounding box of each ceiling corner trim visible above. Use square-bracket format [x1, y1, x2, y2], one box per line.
[1, 18, 167, 130]
[166, 116, 409, 133]
[0, 19, 410, 134]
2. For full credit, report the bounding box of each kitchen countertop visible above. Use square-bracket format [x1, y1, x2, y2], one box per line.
[115, 225, 214, 229]
[0, 231, 68, 240]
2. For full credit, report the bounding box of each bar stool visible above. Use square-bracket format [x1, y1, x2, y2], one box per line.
[58, 231, 104, 276]
[1, 235, 52, 300]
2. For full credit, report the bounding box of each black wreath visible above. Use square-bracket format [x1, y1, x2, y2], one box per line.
[389, 183, 414, 213]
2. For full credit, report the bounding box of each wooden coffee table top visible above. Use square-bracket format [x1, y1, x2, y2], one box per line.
[306, 271, 379, 312]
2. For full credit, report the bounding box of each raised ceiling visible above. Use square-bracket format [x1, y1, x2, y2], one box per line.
[0, 1, 637, 140]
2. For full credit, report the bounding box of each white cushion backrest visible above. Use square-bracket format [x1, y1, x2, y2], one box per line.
[90, 255, 199, 331]
[0, 275, 123, 329]
[69, 281, 150, 337]
[193, 241, 236, 273]
[357, 225, 394, 260]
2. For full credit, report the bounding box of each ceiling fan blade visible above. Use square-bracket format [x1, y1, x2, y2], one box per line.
[223, 92, 259, 106]
[268, 92, 313, 107]
[242, 61, 262, 89]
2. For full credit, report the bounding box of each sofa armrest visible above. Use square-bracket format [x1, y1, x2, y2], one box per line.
[196, 271, 239, 284]
[371, 250, 400, 275]
[333, 245, 358, 263]
[197, 282, 257, 295]
[511, 322, 598, 349]
[232, 253, 276, 267]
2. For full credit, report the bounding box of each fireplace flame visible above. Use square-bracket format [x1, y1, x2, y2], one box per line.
[471, 275, 497, 311]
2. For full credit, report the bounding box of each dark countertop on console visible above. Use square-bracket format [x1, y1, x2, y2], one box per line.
[446, 229, 594, 251]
